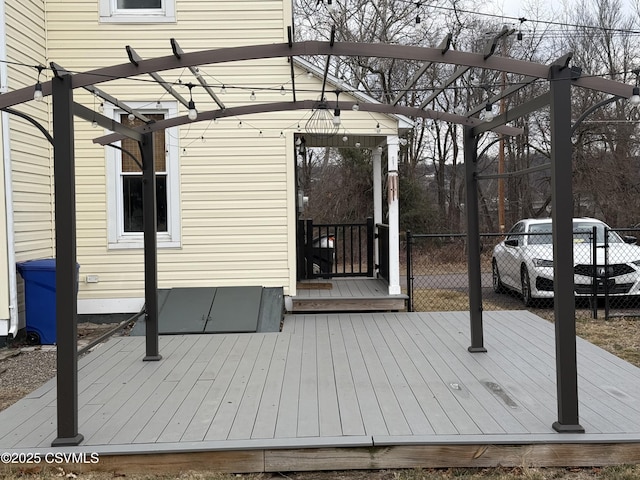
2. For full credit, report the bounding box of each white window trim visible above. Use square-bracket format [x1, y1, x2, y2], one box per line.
[105, 101, 181, 250]
[99, 0, 175, 23]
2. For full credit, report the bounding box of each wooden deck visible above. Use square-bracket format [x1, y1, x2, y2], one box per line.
[1, 311, 640, 474]
[292, 277, 407, 312]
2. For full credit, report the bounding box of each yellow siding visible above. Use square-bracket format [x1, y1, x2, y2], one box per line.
[35, 0, 399, 310]
[5, 0, 53, 265]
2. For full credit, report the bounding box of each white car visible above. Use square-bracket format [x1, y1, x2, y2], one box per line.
[491, 218, 640, 306]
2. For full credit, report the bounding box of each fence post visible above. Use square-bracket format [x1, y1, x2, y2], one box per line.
[591, 226, 597, 319]
[406, 230, 413, 312]
[367, 218, 374, 277]
[604, 226, 610, 320]
[305, 219, 313, 279]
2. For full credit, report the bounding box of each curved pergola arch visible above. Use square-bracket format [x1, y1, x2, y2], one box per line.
[0, 39, 634, 446]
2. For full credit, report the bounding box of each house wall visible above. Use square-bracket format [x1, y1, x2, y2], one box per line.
[3, 0, 52, 332]
[41, 0, 398, 313]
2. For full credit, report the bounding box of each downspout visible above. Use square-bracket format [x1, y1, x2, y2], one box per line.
[0, 0, 18, 338]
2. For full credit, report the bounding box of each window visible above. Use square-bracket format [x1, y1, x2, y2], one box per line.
[99, 0, 175, 23]
[106, 103, 180, 249]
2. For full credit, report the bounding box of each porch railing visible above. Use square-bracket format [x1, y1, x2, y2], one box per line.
[377, 223, 389, 283]
[300, 218, 375, 279]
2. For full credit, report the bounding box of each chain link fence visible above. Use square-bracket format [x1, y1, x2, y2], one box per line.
[406, 226, 640, 320]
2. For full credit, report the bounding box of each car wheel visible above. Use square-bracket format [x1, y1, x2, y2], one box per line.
[492, 260, 506, 294]
[521, 266, 533, 307]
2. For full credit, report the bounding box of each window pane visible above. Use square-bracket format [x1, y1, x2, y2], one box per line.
[117, 0, 161, 9]
[123, 175, 167, 233]
[120, 114, 166, 173]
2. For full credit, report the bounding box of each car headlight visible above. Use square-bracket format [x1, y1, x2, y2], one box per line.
[532, 258, 554, 268]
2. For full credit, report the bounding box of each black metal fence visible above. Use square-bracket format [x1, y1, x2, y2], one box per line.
[406, 228, 640, 319]
[299, 218, 374, 279]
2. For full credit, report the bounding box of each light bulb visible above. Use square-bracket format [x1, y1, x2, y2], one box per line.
[352, 103, 359, 111]
[482, 103, 494, 122]
[630, 87, 640, 106]
[259, 130, 264, 138]
[355, 142, 361, 148]
[33, 83, 43, 102]
[280, 86, 286, 96]
[187, 100, 198, 121]
[98, 102, 104, 113]
[333, 109, 341, 126]
[220, 84, 226, 94]
[238, 121, 243, 128]
[306, 71, 313, 79]
[156, 101, 162, 109]
[250, 91, 256, 101]
[342, 135, 348, 142]
[128, 113, 135, 123]
[280, 131, 285, 138]
[92, 120, 98, 128]
[375, 123, 381, 133]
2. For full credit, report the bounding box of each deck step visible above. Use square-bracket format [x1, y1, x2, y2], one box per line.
[291, 296, 406, 312]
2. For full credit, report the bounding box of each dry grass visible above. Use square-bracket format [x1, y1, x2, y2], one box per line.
[2, 465, 640, 480]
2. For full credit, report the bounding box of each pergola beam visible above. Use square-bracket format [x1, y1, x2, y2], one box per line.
[392, 33, 451, 106]
[93, 99, 523, 146]
[52, 62, 152, 123]
[1, 42, 633, 112]
[170, 38, 226, 110]
[126, 45, 190, 108]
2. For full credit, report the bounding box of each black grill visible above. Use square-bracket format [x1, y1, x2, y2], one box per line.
[575, 282, 634, 295]
[574, 263, 635, 277]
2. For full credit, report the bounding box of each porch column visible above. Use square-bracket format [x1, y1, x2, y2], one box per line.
[386, 136, 401, 295]
[372, 146, 382, 270]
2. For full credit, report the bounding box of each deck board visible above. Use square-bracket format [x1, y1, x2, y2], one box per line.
[2, 311, 640, 472]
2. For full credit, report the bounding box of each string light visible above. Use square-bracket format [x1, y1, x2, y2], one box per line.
[250, 91, 256, 101]
[238, 120, 243, 128]
[187, 83, 197, 121]
[375, 122, 381, 133]
[280, 86, 286, 96]
[33, 65, 45, 102]
[220, 84, 226, 94]
[352, 103, 360, 111]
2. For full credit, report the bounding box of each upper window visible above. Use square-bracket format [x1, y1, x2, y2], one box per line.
[105, 102, 181, 249]
[99, 0, 175, 23]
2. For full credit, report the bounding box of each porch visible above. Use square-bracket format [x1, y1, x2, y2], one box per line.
[1, 311, 639, 474]
[291, 277, 407, 312]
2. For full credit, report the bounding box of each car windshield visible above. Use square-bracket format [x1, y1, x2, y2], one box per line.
[526, 221, 623, 245]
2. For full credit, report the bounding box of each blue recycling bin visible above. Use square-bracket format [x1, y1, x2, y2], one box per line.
[16, 258, 78, 345]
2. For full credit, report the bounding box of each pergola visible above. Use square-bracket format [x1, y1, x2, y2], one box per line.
[0, 33, 635, 446]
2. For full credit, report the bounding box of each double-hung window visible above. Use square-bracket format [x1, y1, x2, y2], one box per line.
[99, 0, 176, 23]
[106, 102, 180, 249]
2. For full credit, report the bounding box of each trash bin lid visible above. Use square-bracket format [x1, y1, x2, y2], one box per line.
[16, 258, 57, 272]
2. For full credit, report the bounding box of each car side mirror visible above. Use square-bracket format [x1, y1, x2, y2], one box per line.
[505, 238, 518, 247]
[623, 235, 638, 245]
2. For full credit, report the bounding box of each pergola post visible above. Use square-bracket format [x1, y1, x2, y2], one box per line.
[51, 72, 83, 447]
[141, 131, 161, 361]
[549, 65, 584, 433]
[464, 126, 486, 353]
